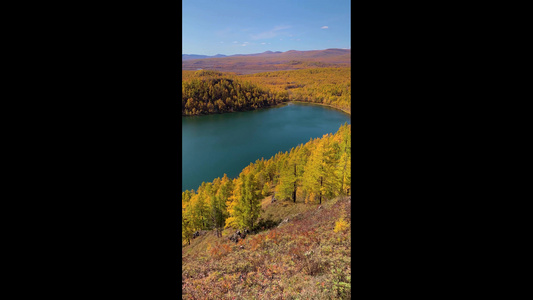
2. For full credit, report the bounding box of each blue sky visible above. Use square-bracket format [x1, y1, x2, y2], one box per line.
[183, 0, 351, 56]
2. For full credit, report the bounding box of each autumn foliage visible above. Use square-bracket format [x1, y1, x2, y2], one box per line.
[182, 70, 289, 116]
[183, 67, 351, 116]
[182, 123, 351, 246]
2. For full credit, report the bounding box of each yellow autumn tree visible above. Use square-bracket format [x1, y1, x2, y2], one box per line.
[225, 177, 241, 229]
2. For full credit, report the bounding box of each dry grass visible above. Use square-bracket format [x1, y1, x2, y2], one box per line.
[182, 49, 350, 75]
[182, 196, 351, 299]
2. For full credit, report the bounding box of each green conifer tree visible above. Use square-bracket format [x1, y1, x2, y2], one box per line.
[240, 172, 261, 230]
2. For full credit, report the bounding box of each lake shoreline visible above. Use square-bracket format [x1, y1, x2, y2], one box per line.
[182, 102, 350, 191]
[182, 100, 350, 117]
[288, 100, 351, 116]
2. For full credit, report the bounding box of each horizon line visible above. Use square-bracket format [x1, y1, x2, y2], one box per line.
[182, 47, 351, 57]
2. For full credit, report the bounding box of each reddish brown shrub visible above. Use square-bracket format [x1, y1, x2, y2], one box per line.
[266, 229, 280, 245]
[209, 241, 232, 258]
[250, 234, 266, 251]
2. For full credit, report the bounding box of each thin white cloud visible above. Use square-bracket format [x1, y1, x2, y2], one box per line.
[241, 44, 247, 46]
[261, 42, 266, 45]
[233, 41, 238, 43]
[321, 26, 329, 29]
[215, 27, 233, 38]
[250, 25, 291, 40]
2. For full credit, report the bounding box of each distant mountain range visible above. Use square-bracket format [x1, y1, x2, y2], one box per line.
[182, 48, 350, 74]
[182, 51, 284, 61]
[182, 54, 228, 61]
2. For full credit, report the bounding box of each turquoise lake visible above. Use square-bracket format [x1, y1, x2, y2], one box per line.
[182, 102, 351, 192]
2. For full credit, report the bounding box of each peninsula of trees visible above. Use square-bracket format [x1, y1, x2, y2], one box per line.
[182, 70, 289, 116]
[182, 67, 351, 116]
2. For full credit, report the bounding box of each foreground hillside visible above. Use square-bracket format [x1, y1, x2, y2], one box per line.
[182, 195, 351, 300]
[182, 124, 351, 299]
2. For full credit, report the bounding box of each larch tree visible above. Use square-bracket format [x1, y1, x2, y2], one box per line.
[182, 189, 193, 209]
[206, 180, 224, 236]
[182, 212, 195, 246]
[302, 135, 341, 204]
[191, 183, 210, 230]
[224, 177, 242, 229]
[240, 172, 261, 230]
[217, 174, 233, 211]
[302, 138, 319, 203]
[182, 190, 196, 245]
[276, 148, 300, 202]
[275, 154, 293, 202]
[265, 159, 277, 182]
[322, 139, 342, 200]
[337, 124, 351, 195]
[213, 174, 232, 237]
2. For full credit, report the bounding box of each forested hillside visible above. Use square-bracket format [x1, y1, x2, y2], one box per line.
[182, 70, 289, 116]
[182, 123, 351, 299]
[182, 123, 350, 243]
[241, 67, 351, 113]
[182, 67, 351, 116]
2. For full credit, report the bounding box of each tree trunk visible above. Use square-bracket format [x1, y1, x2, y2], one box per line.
[250, 197, 253, 230]
[293, 164, 297, 203]
[340, 165, 345, 195]
[319, 176, 323, 204]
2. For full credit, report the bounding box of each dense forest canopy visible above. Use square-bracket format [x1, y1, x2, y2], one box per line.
[241, 67, 351, 113]
[182, 67, 351, 116]
[182, 70, 289, 116]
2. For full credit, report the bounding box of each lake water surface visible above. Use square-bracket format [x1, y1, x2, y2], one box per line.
[182, 102, 350, 192]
